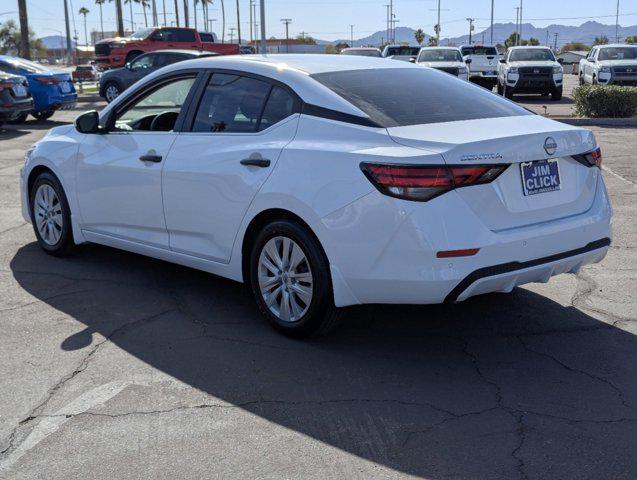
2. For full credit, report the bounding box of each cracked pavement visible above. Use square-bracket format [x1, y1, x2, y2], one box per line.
[0, 109, 636, 479]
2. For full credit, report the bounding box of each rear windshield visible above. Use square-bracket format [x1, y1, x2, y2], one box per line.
[460, 46, 498, 56]
[418, 49, 463, 62]
[598, 47, 637, 61]
[385, 47, 420, 56]
[509, 48, 555, 62]
[311, 68, 530, 127]
[342, 49, 381, 57]
[3, 57, 50, 73]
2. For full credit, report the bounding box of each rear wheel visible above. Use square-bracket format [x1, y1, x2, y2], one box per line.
[29, 171, 76, 256]
[103, 82, 121, 103]
[504, 85, 514, 99]
[496, 81, 503, 95]
[8, 112, 28, 124]
[32, 110, 54, 122]
[249, 220, 341, 338]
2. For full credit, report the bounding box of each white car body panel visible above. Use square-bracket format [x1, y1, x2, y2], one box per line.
[21, 55, 612, 309]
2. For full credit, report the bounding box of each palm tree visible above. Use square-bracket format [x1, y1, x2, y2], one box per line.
[18, 0, 30, 59]
[124, 0, 135, 31]
[95, 0, 106, 40]
[79, 7, 90, 47]
[183, 0, 189, 27]
[162, 0, 167, 25]
[414, 28, 424, 46]
[114, 0, 125, 36]
[193, 0, 199, 30]
[220, 0, 225, 42]
[235, 0, 241, 43]
[140, 0, 150, 27]
[173, 0, 179, 26]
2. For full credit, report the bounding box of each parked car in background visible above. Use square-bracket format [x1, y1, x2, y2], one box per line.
[94, 27, 239, 69]
[578, 44, 637, 86]
[23, 55, 611, 337]
[340, 47, 382, 57]
[239, 46, 257, 54]
[99, 49, 217, 103]
[381, 45, 421, 62]
[416, 47, 470, 80]
[498, 46, 563, 100]
[0, 72, 33, 127]
[0, 55, 76, 122]
[72, 64, 102, 83]
[460, 44, 499, 89]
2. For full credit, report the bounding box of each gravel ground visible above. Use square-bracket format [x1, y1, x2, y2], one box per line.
[0, 107, 635, 480]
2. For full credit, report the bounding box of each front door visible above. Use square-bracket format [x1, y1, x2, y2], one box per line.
[162, 73, 300, 262]
[76, 75, 198, 248]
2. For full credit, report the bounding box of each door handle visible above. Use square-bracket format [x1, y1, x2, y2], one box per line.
[139, 154, 162, 163]
[240, 158, 271, 168]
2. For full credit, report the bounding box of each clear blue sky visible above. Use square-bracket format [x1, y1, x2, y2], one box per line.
[2, 0, 636, 42]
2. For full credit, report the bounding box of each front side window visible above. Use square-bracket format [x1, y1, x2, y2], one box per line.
[130, 54, 155, 70]
[418, 49, 463, 62]
[509, 48, 555, 62]
[192, 74, 271, 133]
[598, 47, 637, 61]
[114, 76, 196, 131]
[311, 68, 530, 127]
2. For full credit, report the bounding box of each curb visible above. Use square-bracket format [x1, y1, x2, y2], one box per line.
[550, 117, 637, 127]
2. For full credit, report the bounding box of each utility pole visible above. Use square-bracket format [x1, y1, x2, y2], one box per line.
[350, 24, 354, 47]
[489, 0, 494, 45]
[437, 0, 441, 44]
[384, 4, 389, 46]
[545, 29, 549, 47]
[466, 18, 474, 45]
[389, 0, 393, 43]
[17, 0, 30, 59]
[281, 18, 291, 53]
[553, 32, 558, 52]
[615, 0, 620, 43]
[163, 0, 167, 26]
[514, 7, 519, 46]
[236, 0, 241, 44]
[249, 0, 253, 45]
[152, 0, 158, 26]
[260, 0, 266, 55]
[229, 26, 235, 43]
[63, 0, 73, 65]
[519, 0, 523, 45]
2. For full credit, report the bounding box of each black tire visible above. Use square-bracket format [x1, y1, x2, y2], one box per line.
[592, 75, 598, 85]
[125, 51, 142, 63]
[504, 85, 514, 99]
[496, 81, 503, 95]
[32, 110, 54, 122]
[249, 219, 341, 338]
[8, 112, 28, 124]
[579, 74, 584, 86]
[103, 81, 121, 103]
[551, 86, 563, 101]
[29, 171, 76, 256]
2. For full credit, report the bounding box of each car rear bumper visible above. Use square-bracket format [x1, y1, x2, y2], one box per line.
[323, 171, 612, 307]
[0, 98, 34, 119]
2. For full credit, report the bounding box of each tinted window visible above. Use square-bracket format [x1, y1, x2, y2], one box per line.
[154, 53, 187, 68]
[461, 46, 498, 56]
[131, 28, 155, 39]
[192, 74, 271, 133]
[386, 47, 420, 56]
[130, 54, 155, 70]
[418, 49, 463, 62]
[509, 49, 555, 62]
[342, 49, 381, 57]
[311, 68, 530, 127]
[598, 47, 637, 60]
[259, 86, 296, 131]
[174, 29, 196, 42]
[199, 32, 214, 42]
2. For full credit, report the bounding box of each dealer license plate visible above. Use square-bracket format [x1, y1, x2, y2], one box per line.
[520, 159, 561, 196]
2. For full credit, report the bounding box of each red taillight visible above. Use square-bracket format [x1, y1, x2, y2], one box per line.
[436, 248, 480, 258]
[360, 163, 509, 201]
[572, 147, 602, 169]
[34, 76, 61, 85]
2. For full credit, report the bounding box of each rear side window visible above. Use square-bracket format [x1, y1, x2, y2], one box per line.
[386, 47, 420, 56]
[461, 46, 498, 56]
[311, 68, 530, 127]
[199, 32, 214, 42]
[258, 86, 296, 131]
[192, 74, 271, 133]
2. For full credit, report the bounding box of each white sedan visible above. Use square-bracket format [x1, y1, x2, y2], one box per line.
[21, 54, 612, 337]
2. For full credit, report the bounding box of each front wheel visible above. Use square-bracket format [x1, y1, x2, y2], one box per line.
[103, 82, 121, 103]
[551, 86, 563, 101]
[504, 85, 514, 99]
[32, 110, 54, 122]
[249, 220, 341, 338]
[29, 171, 76, 256]
[496, 81, 503, 95]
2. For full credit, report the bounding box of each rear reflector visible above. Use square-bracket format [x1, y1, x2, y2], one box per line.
[437, 248, 480, 258]
[360, 162, 509, 201]
[572, 147, 602, 169]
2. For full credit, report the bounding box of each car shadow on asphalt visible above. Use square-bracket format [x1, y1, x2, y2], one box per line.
[9, 242, 637, 479]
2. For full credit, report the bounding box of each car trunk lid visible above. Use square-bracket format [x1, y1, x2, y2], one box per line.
[387, 115, 599, 231]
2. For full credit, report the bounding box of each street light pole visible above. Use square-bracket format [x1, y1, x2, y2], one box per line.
[466, 18, 474, 45]
[615, 0, 620, 43]
[514, 7, 519, 46]
[519, 0, 523, 45]
[260, 0, 266, 54]
[63, 0, 73, 65]
[281, 18, 291, 53]
[489, 0, 494, 45]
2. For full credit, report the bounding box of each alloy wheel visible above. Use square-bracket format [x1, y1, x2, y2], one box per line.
[258, 236, 314, 323]
[33, 184, 63, 246]
[105, 84, 120, 102]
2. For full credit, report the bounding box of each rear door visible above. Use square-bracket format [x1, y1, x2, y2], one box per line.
[162, 72, 300, 262]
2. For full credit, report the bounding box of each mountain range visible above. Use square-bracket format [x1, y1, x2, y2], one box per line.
[331, 21, 637, 48]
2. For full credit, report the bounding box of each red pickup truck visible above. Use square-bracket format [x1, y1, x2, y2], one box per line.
[94, 27, 240, 69]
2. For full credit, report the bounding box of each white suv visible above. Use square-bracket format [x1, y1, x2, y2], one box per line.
[498, 46, 563, 100]
[579, 44, 637, 86]
[416, 47, 469, 80]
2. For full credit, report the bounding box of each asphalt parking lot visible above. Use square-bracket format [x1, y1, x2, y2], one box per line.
[0, 106, 635, 479]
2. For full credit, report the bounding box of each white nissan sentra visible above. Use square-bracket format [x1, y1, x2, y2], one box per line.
[20, 54, 611, 337]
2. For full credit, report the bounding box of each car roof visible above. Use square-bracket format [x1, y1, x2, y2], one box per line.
[420, 46, 460, 50]
[508, 46, 552, 50]
[596, 43, 637, 48]
[101, 53, 423, 121]
[341, 47, 379, 51]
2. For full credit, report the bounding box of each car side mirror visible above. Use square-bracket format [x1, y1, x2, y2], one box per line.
[75, 110, 101, 134]
[557, 58, 564, 64]
[409, 57, 416, 63]
[125, 62, 133, 70]
[465, 58, 472, 64]
[499, 58, 506, 64]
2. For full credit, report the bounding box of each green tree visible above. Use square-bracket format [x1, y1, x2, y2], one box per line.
[526, 37, 540, 46]
[414, 28, 425, 46]
[625, 35, 637, 44]
[593, 35, 608, 45]
[79, 7, 90, 46]
[427, 36, 437, 46]
[95, 0, 107, 40]
[504, 32, 519, 49]
[0, 20, 46, 59]
[296, 33, 316, 45]
[560, 41, 589, 53]
[140, 0, 150, 27]
[124, 0, 135, 31]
